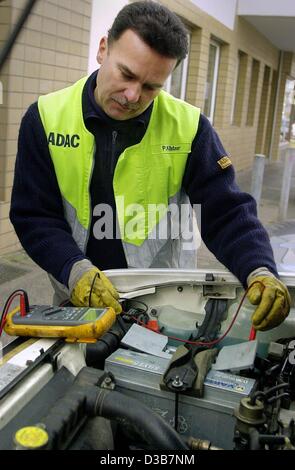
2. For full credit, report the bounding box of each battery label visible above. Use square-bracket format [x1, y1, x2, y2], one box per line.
[204, 370, 255, 395]
[114, 354, 167, 373]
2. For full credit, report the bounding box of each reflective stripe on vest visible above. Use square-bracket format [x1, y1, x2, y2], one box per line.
[38, 76, 200, 270]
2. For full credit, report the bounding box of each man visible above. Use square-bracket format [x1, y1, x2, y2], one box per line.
[10, 1, 290, 331]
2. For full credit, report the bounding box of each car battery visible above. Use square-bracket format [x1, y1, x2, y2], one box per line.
[105, 348, 256, 450]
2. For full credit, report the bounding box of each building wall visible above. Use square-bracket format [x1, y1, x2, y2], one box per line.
[190, 0, 237, 30]
[0, 0, 92, 255]
[161, 0, 280, 171]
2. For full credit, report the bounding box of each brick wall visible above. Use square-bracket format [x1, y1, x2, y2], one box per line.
[0, 0, 92, 254]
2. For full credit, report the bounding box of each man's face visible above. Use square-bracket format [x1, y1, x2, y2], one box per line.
[95, 29, 177, 120]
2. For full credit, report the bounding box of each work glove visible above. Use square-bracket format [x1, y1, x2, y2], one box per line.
[247, 269, 291, 331]
[69, 260, 122, 314]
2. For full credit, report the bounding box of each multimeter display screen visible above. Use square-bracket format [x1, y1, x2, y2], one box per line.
[11, 306, 107, 327]
[80, 308, 103, 321]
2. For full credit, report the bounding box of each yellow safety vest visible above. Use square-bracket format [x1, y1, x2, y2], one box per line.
[38, 76, 200, 276]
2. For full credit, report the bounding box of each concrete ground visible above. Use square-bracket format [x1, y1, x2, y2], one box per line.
[1, 157, 295, 347]
[237, 160, 295, 274]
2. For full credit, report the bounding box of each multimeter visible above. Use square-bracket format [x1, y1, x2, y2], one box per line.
[4, 305, 117, 343]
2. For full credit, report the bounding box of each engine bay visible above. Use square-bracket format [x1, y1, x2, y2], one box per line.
[0, 269, 295, 451]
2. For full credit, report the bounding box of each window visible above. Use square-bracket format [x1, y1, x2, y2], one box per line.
[280, 78, 295, 143]
[246, 59, 260, 126]
[165, 34, 190, 100]
[231, 50, 248, 126]
[255, 65, 271, 154]
[203, 40, 220, 123]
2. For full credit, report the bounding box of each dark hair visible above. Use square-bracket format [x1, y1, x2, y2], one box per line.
[108, 1, 188, 65]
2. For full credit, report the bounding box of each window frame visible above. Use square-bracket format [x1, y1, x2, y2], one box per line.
[165, 33, 190, 100]
[230, 51, 240, 125]
[204, 39, 220, 124]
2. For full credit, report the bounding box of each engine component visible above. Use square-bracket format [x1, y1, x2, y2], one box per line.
[0, 365, 187, 450]
[85, 318, 127, 369]
[156, 305, 198, 343]
[161, 344, 218, 397]
[187, 436, 222, 451]
[194, 298, 228, 342]
[13, 424, 49, 450]
[234, 397, 266, 450]
[105, 347, 256, 449]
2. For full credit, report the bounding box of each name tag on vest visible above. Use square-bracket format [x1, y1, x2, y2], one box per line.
[152, 143, 191, 154]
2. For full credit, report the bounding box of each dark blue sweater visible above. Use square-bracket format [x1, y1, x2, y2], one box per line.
[10, 72, 278, 288]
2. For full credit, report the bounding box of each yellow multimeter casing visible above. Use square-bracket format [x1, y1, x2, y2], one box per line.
[4, 305, 117, 343]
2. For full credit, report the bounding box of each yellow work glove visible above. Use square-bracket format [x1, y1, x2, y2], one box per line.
[69, 261, 121, 314]
[247, 275, 291, 331]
